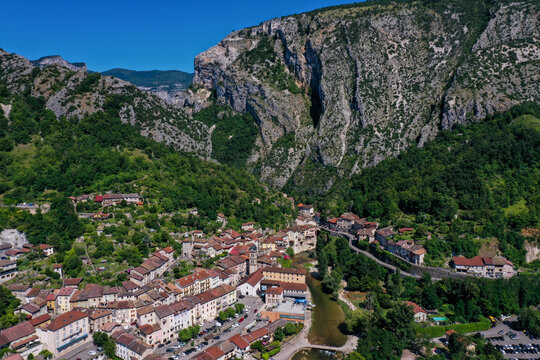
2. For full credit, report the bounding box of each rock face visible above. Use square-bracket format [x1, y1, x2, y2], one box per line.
[0, 229, 28, 248]
[192, 0, 540, 191]
[31, 55, 86, 71]
[0, 50, 212, 158]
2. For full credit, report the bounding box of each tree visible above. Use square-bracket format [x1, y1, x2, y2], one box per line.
[518, 307, 540, 337]
[0, 313, 20, 329]
[348, 351, 366, 360]
[286, 247, 294, 257]
[385, 303, 415, 347]
[189, 325, 200, 338]
[345, 309, 370, 334]
[447, 333, 465, 357]
[274, 326, 284, 341]
[218, 311, 227, 322]
[235, 303, 245, 314]
[226, 307, 236, 318]
[251, 340, 264, 351]
[93, 332, 109, 347]
[39, 350, 53, 359]
[103, 338, 116, 359]
[179, 328, 192, 342]
[284, 322, 297, 335]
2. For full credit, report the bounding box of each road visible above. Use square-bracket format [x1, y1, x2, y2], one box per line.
[155, 295, 264, 358]
[55, 339, 98, 360]
[320, 226, 416, 278]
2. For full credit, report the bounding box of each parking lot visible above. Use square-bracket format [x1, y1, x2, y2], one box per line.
[480, 320, 540, 359]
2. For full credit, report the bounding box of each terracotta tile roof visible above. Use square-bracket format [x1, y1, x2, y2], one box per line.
[63, 277, 82, 286]
[58, 287, 75, 296]
[452, 256, 485, 267]
[281, 282, 307, 291]
[376, 226, 395, 237]
[340, 212, 361, 221]
[29, 314, 51, 326]
[162, 246, 174, 254]
[229, 334, 249, 349]
[266, 287, 284, 295]
[0, 321, 35, 342]
[122, 280, 139, 291]
[405, 301, 426, 314]
[139, 323, 161, 335]
[3, 354, 23, 360]
[46, 311, 88, 331]
[154, 305, 174, 319]
[26, 288, 40, 297]
[240, 268, 264, 287]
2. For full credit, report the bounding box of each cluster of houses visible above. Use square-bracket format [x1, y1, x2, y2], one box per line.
[326, 212, 428, 265]
[1, 223, 311, 360]
[0, 242, 56, 283]
[185, 217, 317, 267]
[451, 256, 515, 278]
[69, 193, 143, 206]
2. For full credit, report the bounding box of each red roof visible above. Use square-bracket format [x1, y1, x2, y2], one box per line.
[405, 301, 426, 314]
[162, 246, 174, 254]
[229, 334, 249, 349]
[29, 314, 51, 326]
[94, 195, 103, 202]
[452, 256, 486, 267]
[46, 311, 88, 331]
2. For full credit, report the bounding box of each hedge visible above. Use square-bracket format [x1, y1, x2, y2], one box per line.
[416, 318, 491, 338]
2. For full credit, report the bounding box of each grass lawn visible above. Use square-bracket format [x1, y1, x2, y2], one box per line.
[503, 198, 528, 216]
[512, 114, 540, 132]
[344, 291, 366, 308]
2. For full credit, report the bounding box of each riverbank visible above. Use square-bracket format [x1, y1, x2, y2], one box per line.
[272, 252, 357, 360]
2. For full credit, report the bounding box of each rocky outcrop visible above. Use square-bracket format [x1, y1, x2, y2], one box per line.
[31, 55, 86, 71]
[0, 50, 212, 158]
[441, 1, 540, 128]
[192, 0, 540, 192]
[0, 229, 28, 248]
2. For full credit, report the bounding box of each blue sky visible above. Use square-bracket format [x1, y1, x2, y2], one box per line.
[0, 0, 356, 73]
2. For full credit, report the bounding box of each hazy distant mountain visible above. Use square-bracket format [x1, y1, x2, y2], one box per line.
[101, 68, 193, 90]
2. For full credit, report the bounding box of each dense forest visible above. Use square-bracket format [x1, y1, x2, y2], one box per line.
[0, 82, 294, 244]
[290, 103, 540, 265]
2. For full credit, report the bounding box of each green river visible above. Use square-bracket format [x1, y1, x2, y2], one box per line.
[291, 253, 347, 359]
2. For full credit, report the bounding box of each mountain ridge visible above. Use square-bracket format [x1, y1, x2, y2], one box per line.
[191, 0, 539, 193]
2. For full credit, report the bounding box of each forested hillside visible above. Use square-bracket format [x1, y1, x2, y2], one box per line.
[101, 68, 193, 89]
[294, 104, 540, 265]
[0, 82, 294, 245]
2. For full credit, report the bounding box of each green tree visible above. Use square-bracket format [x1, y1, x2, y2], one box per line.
[179, 328, 192, 342]
[518, 307, 540, 337]
[93, 332, 109, 347]
[274, 326, 284, 341]
[235, 303, 245, 314]
[39, 350, 53, 359]
[103, 338, 116, 358]
[251, 340, 264, 351]
[284, 322, 297, 335]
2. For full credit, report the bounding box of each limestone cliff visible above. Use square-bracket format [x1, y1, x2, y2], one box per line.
[0, 51, 212, 157]
[192, 0, 539, 191]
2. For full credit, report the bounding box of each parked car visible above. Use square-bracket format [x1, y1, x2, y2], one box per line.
[88, 350, 97, 356]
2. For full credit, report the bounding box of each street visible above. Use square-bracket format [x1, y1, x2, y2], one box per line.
[54, 339, 98, 360]
[154, 295, 264, 358]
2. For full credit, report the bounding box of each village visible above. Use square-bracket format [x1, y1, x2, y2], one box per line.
[0, 192, 520, 360]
